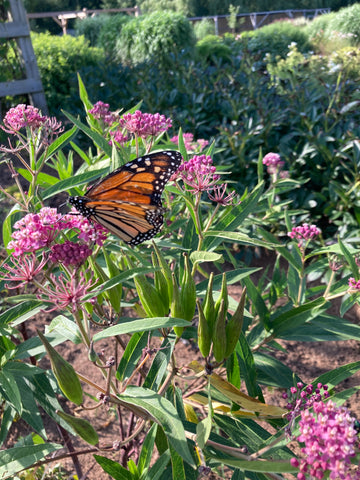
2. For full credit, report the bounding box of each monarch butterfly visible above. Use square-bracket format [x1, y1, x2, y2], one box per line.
[68, 150, 182, 245]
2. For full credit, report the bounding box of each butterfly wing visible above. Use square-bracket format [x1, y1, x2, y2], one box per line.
[69, 151, 182, 245]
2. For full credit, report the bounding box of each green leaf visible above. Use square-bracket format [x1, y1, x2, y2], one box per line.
[0, 405, 16, 446]
[119, 386, 195, 466]
[41, 167, 109, 199]
[0, 301, 44, 327]
[208, 457, 296, 473]
[278, 313, 360, 341]
[143, 337, 175, 391]
[3, 204, 22, 250]
[270, 297, 328, 336]
[0, 371, 22, 413]
[205, 181, 264, 250]
[92, 317, 190, 343]
[47, 315, 82, 344]
[196, 415, 212, 450]
[42, 125, 78, 160]
[138, 423, 158, 475]
[9, 376, 45, 437]
[116, 331, 149, 382]
[338, 237, 359, 277]
[141, 450, 171, 480]
[315, 361, 360, 389]
[168, 443, 186, 480]
[190, 251, 223, 265]
[94, 455, 135, 479]
[203, 231, 277, 249]
[0, 443, 62, 479]
[63, 111, 113, 158]
[254, 352, 302, 388]
[196, 268, 261, 296]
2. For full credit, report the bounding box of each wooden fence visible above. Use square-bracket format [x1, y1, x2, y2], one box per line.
[0, 0, 47, 114]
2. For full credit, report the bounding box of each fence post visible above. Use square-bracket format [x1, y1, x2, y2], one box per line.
[0, 0, 47, 114]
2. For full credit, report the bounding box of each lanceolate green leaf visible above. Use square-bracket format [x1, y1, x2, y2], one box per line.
[270, 297, 328, 336]
[0, 443, 62, 479]
[204, 181, 264, 250]
[314, 361, 360, 389]
[119, 386, 195, 466]
[64, 111, 113, 158]
[42, 167, 109, 199]
[92, 317, 190, 342]
[208, 456, 296, 474]
[93, 455, 135, 480]
[0, 301, 44, 327]
[0, 371, 22, 414]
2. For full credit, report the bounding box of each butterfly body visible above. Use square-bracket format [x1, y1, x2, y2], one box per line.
[69, 151, 182, 245]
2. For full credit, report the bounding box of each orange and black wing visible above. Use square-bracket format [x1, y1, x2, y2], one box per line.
[68, 151, 182, 245]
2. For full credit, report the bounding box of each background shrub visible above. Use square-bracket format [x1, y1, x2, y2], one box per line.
[196, 35, 232, 63]
[31, 33, 103, 114]
[115, 11, 196, 66]
[240, 20, 312, 62]
[328, 3, 360, 45]
[75, 14, 131, 57]
[193, 18, 216, 39]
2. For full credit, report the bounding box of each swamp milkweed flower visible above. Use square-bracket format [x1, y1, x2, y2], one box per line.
[119, 111, 172, 139]
[290, 400, 360, 480]
[1, 104, 63, 142]
[7, 207, 108, 256]
[1, 252, 47, 289]
[88, 101, 116, 125]
[288, 223, 321, 248]
[173, 155, 220, 194]
[170, 133, 209, 153]
[38, 270, 97, 313]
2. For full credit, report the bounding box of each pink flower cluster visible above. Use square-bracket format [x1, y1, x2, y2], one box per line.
[208, 183, 240, 206]
[119, 110, 172, 139]
[170, 133, 209, 152]
[263, 152, 286, 175]
[38, 270, 97, 313]
[173, 155, 220, 193]
[348, 277, 360, 291]
[1, 104, 63, 137]
[291, 400, 360, 480]
[2, 253, 48, 289]
[8, 207, 108, 257]
[288, 223, 321, 247]
[50, 240, 93, 266]
[88, 101, 116, 125]
[284, 382, 329, 423]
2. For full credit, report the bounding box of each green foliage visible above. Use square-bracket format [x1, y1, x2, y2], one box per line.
[31, 33, 103, 114]
[193, 18, 216, 40]
[328, 2, 360, 45]
[196, 35, 232, 63]
[74, 13, 131, 57]
[115, 11, 196, 65]
[240, 20, 312, 61]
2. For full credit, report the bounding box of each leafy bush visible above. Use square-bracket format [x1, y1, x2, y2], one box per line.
[196, 35, 232, 63]
[74, 13, 131, 57]
[193, 18, 216, 39]
[305, 11, 336, 43]
[115, 11, 196, 65]
[31, 33, 103, 114]
[239, 20, 312, 62]
[328, 2, 360, 45]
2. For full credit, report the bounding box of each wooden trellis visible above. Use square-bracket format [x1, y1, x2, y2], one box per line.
[0, 0, 47, 114]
